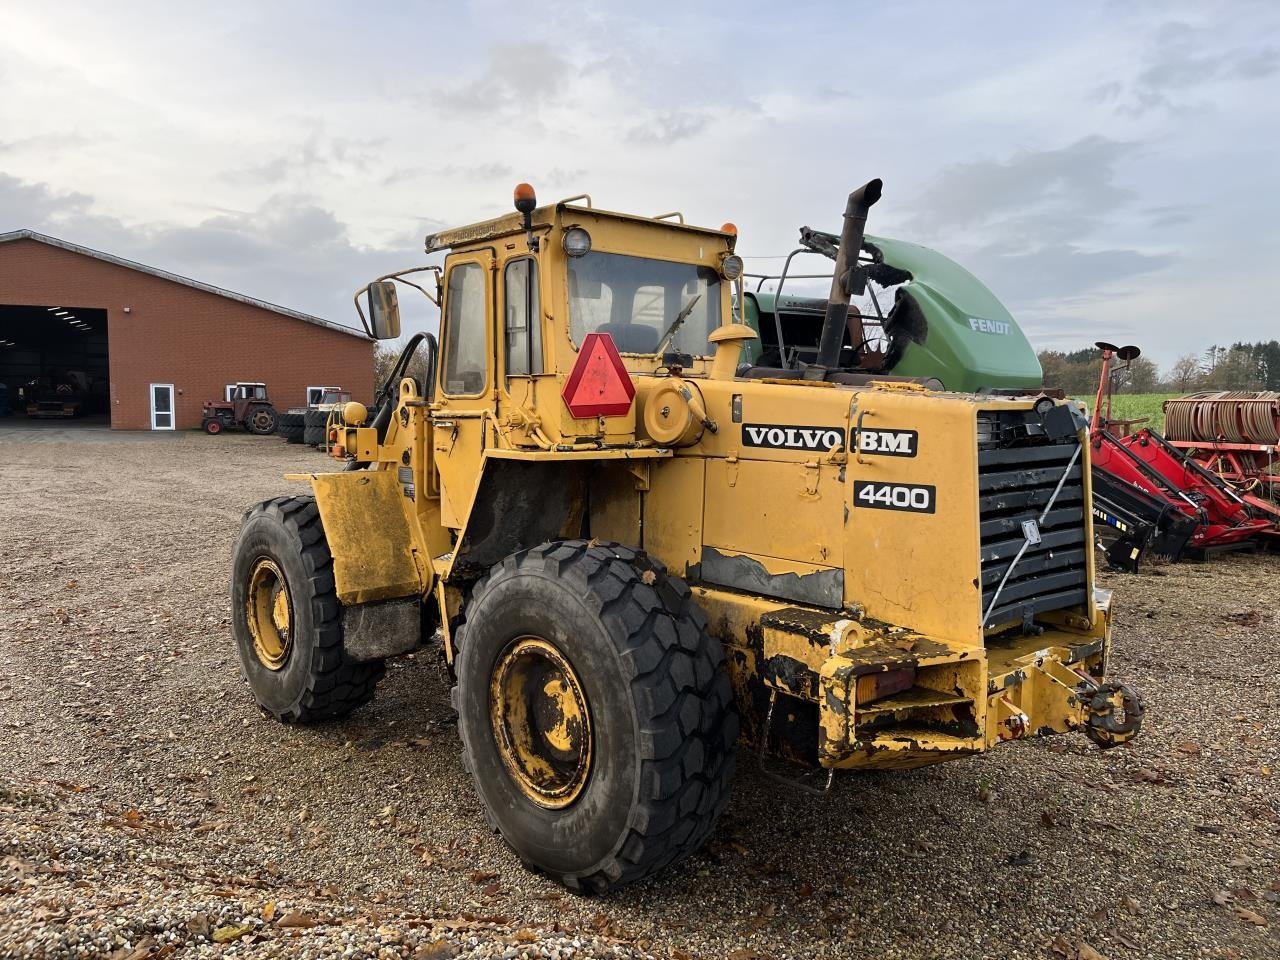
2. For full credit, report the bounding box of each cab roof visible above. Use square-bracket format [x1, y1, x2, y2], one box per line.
[424, 200, 735, 254]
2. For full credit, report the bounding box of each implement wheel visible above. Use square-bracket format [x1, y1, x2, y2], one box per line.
[230, 496, 383, 722]
[453, 540, 738, 893]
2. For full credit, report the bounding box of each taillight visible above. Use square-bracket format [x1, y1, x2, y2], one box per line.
[856, 667, 915, 705]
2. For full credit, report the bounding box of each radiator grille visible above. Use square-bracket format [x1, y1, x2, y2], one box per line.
[978, 434, 1089, 627]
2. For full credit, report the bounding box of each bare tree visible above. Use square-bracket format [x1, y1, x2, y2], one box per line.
[1166, 354, 1204, 392]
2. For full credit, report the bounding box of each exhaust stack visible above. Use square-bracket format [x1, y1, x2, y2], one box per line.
[807, 178, 883, 378]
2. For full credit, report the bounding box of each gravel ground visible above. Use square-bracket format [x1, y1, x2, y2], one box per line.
[1, 427, 1277, 960]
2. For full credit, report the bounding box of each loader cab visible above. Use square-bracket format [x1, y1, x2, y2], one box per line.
[428, 186, 741, 453]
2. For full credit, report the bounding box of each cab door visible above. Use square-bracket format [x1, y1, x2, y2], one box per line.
[496, 254, 548, 445]
[432, 251, 495, 530]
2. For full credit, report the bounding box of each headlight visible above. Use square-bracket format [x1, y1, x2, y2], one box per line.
[719, 254, 744, 281]
[563, 227, 592, 257]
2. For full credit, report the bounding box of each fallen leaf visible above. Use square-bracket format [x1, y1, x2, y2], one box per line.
[727, 950, 766, 960]
[1041, 810, 1057, 828]
[212, 923, 253, 943]
[1213, 890, 1234, 907]
[640, 569, 657, 585]
[514, 929, 538, 943]
[185, 913, 211, 940]
[275, 910, 319, 929]
[413, 941, 458, 960]
[468, 870, 499, 884]
[1077, 942, 1107, 960]
[1176, 740, 1201, 756]
[1236, 907, 1268, 926]
[1122, 895, 1141, 915]
[261, 901, 277, 921]
[1049, 934, 1073, 957]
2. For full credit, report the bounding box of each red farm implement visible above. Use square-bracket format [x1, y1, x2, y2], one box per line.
[1163, 391, 1280, 524]
[1088, 343, 1274, 560]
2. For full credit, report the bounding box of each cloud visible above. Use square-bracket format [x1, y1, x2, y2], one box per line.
[436, 42, 571, 114]
[0, 172, 436, 333]
[1095, 21, 1280, 115]
[625, 110, 711, 145]
[900, 137, 1174, 328]
[221, 133, 387, 187]
[906, 136, 1136, 236]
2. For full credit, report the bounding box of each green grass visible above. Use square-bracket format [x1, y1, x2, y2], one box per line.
[1069, 393, 1181, 432]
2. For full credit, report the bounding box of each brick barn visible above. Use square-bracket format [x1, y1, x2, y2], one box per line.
[0, 229, 374, 430]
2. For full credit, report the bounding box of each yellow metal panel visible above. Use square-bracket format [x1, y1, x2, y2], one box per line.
[704, 458, 844, 568]
[842, 388, 986, 646]
[309, 470, 428, 606]
[484, 447, 671, 462]
[640, 456, 705, 577]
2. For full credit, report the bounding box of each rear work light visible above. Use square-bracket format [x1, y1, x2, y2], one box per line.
[561, 332, 635, 420]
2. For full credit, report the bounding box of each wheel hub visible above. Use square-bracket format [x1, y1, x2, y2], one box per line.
[490, 637, 592, 808]
[246, 558, 292, 670]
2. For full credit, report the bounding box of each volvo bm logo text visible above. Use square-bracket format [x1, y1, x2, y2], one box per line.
[858, 428, 919, 457]
[742, 423, 845, 451]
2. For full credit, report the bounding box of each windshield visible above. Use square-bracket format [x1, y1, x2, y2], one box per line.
[567, 251, 721, 356]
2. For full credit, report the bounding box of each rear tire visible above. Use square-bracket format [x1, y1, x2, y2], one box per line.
[304, 409, 327, 446]
[246, 405, 278, 435]
[277, 412, 305, 443]
[453, 540, 737, 893]
[230, 496, 383, 722]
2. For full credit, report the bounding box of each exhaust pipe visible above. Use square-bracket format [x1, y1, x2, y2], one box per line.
[810, 179, 883, 377]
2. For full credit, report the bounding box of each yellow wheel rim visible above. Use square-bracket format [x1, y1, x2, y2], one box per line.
[246, 558, 292, 670]
[490, 637, 592, 809]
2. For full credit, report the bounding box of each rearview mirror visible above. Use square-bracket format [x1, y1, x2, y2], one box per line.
[367, 281, 401, 340]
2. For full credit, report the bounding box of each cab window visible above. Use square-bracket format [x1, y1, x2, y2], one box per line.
[504, 258, 542, 377]
[441, 261, 488, 396]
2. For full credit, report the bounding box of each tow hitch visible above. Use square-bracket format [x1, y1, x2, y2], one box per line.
[1083, 680, 1145, 748]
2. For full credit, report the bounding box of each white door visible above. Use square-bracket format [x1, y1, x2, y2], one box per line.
[150, 383, 175, 430]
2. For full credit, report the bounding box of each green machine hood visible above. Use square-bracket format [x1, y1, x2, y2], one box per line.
[862, 235, 1042, 392]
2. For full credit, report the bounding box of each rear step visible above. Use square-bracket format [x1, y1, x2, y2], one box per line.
[856, 686, 972, 716]
[859, 725, 977, 753]
[855, 684, 981, 753]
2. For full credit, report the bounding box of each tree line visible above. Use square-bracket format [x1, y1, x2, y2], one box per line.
[1038, 341, 1280, 396]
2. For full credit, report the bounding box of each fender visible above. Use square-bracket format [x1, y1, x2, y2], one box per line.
[307, 468, 430, 605]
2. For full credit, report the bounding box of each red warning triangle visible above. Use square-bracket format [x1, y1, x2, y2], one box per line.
[562, 332, 636, 419]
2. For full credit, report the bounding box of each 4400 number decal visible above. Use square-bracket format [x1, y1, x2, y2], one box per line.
[853, 481, 936, 514]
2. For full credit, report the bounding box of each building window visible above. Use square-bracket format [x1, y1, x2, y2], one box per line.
[504, 258, 542, 377]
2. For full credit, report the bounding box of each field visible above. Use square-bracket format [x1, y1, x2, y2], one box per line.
[1, 427, 1277, 959]
[1071, 393, 1182, 432]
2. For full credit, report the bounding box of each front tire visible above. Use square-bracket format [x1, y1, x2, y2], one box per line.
[453, 540, 737, 893]
[230, 496, 383, 722]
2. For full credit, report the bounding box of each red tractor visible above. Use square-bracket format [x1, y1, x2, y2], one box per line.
[202, 382, 278, 435]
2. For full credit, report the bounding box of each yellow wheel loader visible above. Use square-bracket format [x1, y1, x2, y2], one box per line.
[230, 181, 1145, 892]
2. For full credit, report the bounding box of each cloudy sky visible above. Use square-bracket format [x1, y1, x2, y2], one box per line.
[2, 0, 1277, 369]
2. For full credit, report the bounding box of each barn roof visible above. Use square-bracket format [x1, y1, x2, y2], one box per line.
[0, 228, 370, 341]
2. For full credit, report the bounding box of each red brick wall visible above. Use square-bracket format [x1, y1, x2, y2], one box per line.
[0, 238, 374, 429]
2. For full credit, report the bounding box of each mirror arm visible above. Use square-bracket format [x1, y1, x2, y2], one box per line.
[352, 284, 374, 338]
